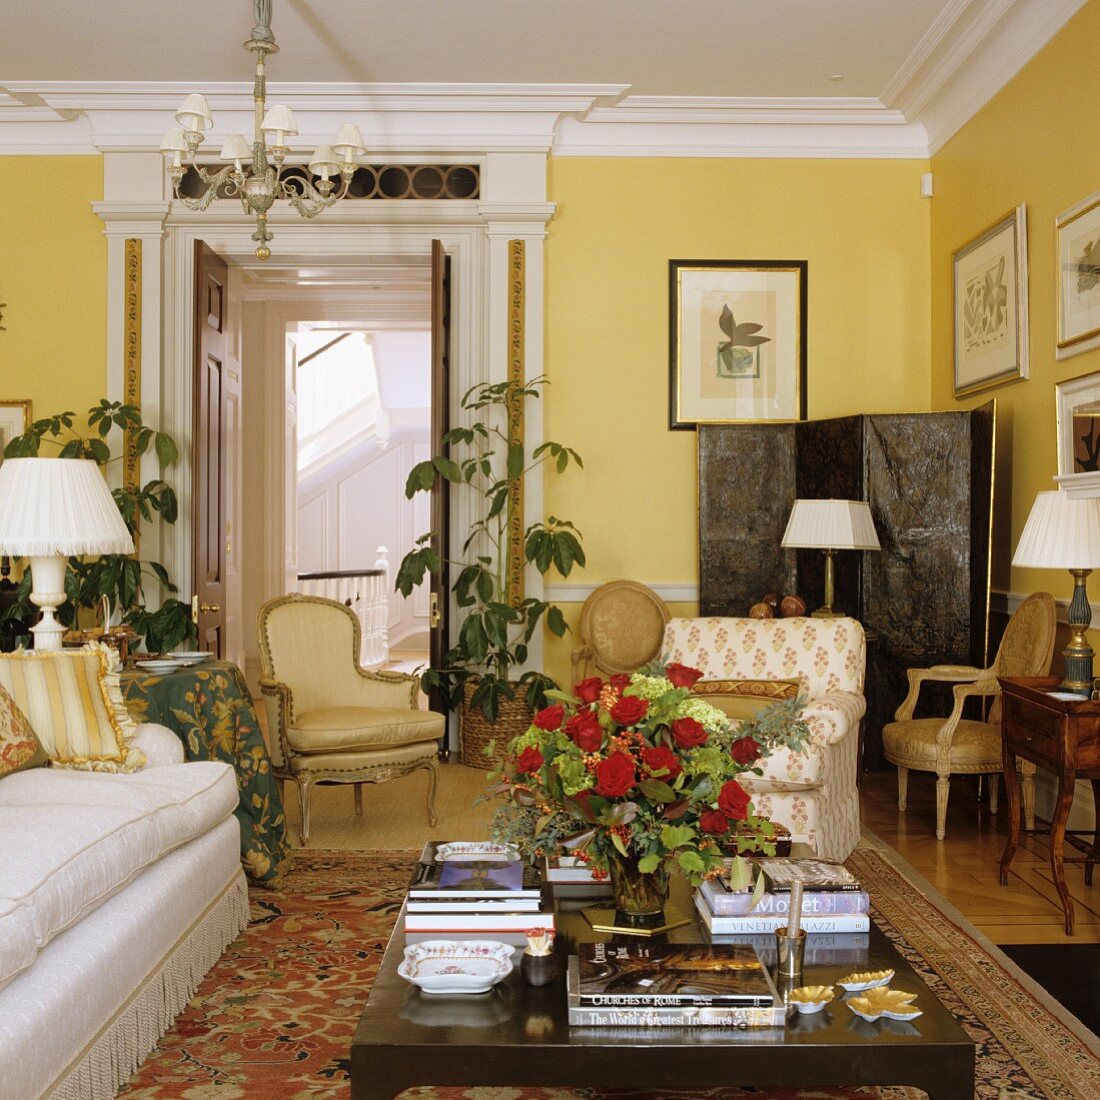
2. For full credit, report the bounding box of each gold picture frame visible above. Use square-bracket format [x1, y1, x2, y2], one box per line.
[953, 206, 1029, 398]
[669, 259, 807, 430]
[0, 399, 31, 463]
[1055, 369, 1100, 498]
[1056, 188, 1100, 361]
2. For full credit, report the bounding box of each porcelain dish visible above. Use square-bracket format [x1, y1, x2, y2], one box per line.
[837, 969, 894, 991]
[787, 985, 835, 1013]
[846, 987, 922, 1022]
[398, 940, 514, 994]
[434, 842, 519, 862]
[170, 651, 213, 666]
[134, 659, 179, 673]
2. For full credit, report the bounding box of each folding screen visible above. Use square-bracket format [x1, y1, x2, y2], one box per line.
[698, 403, 994, 768]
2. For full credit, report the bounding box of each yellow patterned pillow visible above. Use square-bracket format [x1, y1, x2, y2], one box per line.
[692, 677, 801, 721]
[0, 681, 47, 778]
[0, 644, 144, 772]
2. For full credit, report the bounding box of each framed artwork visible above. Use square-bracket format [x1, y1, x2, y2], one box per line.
[0, 400, 31, 464]
[669, 259, 807, 430]
[953, 206, 1029, 398]
[1056, 188, 1100, 361]
[1055, 370, 1100, 497]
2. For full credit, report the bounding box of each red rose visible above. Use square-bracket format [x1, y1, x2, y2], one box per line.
[717, 779, 751, 820]
[671, 717, 708, 748]
[609, 673, 632, 693]
[730, 736, 761, 765]
[566, 710, 603, 753]
[533, 704, 565, 731]
[666, 663, 704, 688]
[574, 677, 603, 704]
[700, 809, 730, 835]
[515, 746, 544, 774]
[594, 752, 636, 797]
[610, 696, 648, 727]
[641, 744, 682, 779]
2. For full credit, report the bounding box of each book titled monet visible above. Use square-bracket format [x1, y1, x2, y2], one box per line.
[570, 942, 778, 1008]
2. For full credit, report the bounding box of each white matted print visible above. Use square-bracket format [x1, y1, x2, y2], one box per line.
[669, 260, 806, 429]
[0, 400, 31, 464]
[1057, 189, 1100, 361]
[953, 206, 1028, 398]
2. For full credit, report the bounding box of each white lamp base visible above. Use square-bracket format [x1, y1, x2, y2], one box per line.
[28, 554, 68, 651]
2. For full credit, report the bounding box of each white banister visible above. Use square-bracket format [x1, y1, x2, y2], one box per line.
[297, 554, 390, 667]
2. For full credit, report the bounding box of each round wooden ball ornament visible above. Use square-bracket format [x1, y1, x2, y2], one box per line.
[780, 595, 807, 617]
[749, 602, 775, 619]
[763, 593, 781, 610]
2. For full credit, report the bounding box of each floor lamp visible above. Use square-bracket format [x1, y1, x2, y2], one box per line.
[1012, 489, 1100, 694]
[781, 499, 881, 618]
[0, 458, 134, 650]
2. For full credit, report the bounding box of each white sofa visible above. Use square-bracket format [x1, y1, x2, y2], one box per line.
[662, 616, 867, 861]
[0, 724, 249, 1100]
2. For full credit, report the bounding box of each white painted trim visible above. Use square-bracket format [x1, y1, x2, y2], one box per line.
[991, 588, 1100, 631]
[545, 583, 699, 605]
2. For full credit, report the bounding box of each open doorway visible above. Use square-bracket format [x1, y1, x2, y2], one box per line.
[293, 324, 431, 672]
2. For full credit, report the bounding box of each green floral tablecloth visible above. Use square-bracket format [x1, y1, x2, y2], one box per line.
[121, 660, 289, 887]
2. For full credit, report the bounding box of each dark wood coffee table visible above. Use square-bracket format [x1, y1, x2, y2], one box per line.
[351, 879, 975, 1099]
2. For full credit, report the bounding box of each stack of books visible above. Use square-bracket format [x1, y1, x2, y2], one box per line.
[694, 857, 870, 935]
[566, 942, 785, 1027]
[404, 841, 555, 941]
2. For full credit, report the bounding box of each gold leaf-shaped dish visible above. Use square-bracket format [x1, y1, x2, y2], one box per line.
[837, 968, 894, 991]
[787, 984, 835, 1014]
[847, 987, 921, 1022]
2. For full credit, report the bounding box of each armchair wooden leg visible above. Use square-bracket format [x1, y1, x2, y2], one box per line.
[354, 782, 363, 818]
[988, 774, 999, 815]
[425, 760, 439, 828]
[897, 766, 908, 811]
[935, 775, 950, 840]
[296, 773, 315, 846]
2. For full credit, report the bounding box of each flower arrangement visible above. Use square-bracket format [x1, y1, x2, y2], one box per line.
[489, 662, 811, 907]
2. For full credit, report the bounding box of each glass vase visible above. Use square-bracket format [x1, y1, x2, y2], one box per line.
[607, 851, 670, 928]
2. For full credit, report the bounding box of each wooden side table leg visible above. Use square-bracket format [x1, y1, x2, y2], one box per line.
[1087, 780, 1100, 888]
[999, 746, 1022, 887]
[1051, 767, 1077, 935]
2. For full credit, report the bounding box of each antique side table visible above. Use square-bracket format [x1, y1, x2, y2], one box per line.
[998, 675, 1100, 934]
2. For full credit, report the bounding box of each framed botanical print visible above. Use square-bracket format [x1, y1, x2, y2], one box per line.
[1055, 369, 1100, 497]
[0, 400, 31, 463]
[953, 206, 1029, 397]
[1056, 188, 1100, 361]
[669, 259, 807, 430]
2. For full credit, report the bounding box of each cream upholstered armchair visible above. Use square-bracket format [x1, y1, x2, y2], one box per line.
[258, 594, 444, 844]
[662, 616, 866, 861]
[570, 580, 670, 683]
[882, 590, 1056, 841]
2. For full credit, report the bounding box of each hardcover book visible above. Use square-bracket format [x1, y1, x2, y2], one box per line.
[569, 942, 778, 1007]
[566, 1002, 788, 1028]
[694, 893, 870, 935]
[403, 909, 555, 933]
[409, 842, 542, 898]
[758, 857, 862, 892]
[700, 878, 870, 916]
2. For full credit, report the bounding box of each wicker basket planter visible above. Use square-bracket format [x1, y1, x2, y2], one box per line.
[459, 682, 533, 769]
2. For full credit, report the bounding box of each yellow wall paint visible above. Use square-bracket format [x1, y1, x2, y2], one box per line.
[0, 157, 107, 423]
[930, 0, 1100, 621]
[542, 156, 932, 681]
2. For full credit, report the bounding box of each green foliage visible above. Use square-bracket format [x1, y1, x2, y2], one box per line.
[395, 376, 584, 721]
[1, 400, 196, 651]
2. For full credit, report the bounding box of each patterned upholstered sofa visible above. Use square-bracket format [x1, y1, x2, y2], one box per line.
[662, 616, 867, 861]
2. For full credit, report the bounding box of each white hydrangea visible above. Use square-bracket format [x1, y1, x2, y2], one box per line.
[626, 674, 673, 701]
[673, 696, 729, 731]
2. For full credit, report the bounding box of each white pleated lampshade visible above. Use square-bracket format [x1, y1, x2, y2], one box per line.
[220, 133, 252, 162]
[174, 93, 213, 132]
[1012, 490, 1100, 568]
[781, 499, 881, 551]
[0, 458, 134, 557]
[261, 104, 298, 140]
[333, 123, 367, 159]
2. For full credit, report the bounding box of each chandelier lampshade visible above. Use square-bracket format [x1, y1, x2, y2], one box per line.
[160, 0, 365, 260]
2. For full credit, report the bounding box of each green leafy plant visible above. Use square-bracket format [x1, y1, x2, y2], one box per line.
[395, 376, 584, 721]
[2, 400, 197, 651]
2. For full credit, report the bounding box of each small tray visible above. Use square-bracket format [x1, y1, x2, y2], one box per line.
[398, 940, 514, 995]
[787, 985, 835, 1014]
[838, 969, 894, 992]
[847, 987, 921, 1022]
[434, 842, 520, 863]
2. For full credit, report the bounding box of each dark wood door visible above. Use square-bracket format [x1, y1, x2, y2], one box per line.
[192, 240, 228, 657]
[429, 239, 451, 719]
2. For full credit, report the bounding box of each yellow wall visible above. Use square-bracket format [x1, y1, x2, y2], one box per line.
[930, 0, 1100, 617]
[0, 157, 106, 423]
[541, 156, 932, 685]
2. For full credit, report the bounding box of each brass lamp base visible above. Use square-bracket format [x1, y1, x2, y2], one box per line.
[811, 548, 845, 618]
[1060, 568, 1095, 694]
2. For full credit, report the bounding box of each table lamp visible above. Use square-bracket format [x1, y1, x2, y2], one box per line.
[781, 499, 880, 618]
[1012, 489, 1100, 694]
[0, 458, 134, 650]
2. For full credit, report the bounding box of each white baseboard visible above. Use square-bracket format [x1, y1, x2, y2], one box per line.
[544, 582, 699, 604]
[991, 588, 1100, 630]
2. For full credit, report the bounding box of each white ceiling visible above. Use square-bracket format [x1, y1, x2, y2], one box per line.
[0, 0, 1087, 157]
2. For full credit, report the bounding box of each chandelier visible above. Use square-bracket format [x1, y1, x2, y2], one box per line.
[159, 0, 366, 260]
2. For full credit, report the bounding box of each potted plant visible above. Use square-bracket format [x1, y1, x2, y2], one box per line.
[488, 661, 810, 924]
[2, 400, 196, 652]
[395, 375, 584, 763]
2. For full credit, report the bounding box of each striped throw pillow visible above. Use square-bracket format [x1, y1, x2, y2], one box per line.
[0, 681, 47, 778]
[0, 644, 144, 772]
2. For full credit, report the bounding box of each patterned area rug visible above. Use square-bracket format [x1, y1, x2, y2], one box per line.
[119, 847, 1100, 1100]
